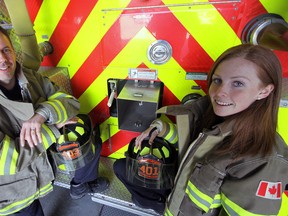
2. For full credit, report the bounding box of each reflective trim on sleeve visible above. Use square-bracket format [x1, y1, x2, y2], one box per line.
[162, 122, 178, 144]
[0, 136, 19, 175]
[45, 100, 68, 123]
[48, 92, 74, 100]
[41, 124, 57, 149]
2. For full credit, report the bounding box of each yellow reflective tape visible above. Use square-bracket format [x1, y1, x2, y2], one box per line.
[34, 0, 70, 43]
[221, 193, 267, 216]
[39, 182, 53, 196]
[41, 135, 49, 150]
[164, 208, 173, 216]
[57, 0, 131, 78]
[186, 181, 214, 212]
[10, 146, 18, 175]
[46, 100, 68, 123]
[170, 134, 178, 145]
[41, 124, 57, 148]
[54, 99, 68, 122]
[0, 136, 10, 175]
[211, 194, 222, 208]
[278, 107, 288, 144]
[163, 122, 178, 144]
[48, 92, 71, 100]
[58, 164, 67, 171]
[278, 193, 288, 216]
[163, 0, 241, 61]
[0, 182, 53, 215]
[0, 136, 18, 175]
[260, 0, 288, 20]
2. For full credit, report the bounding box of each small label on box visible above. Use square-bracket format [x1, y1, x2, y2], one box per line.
[129, 68, 158, 80]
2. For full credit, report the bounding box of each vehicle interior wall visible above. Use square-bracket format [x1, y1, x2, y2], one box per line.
[1, 0, 287, 158]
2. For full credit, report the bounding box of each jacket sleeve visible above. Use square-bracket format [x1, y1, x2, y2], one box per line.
[31, 72, 80, 124]
[0, 124, 60, 175]
[150, 119, 178, 144]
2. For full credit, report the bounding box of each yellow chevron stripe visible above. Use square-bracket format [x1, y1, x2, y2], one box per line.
[78, 27, 154, 113]
[57, 0, 131, 78]
[143, 52, 204, 102]
[99, 117, 119, 143]
[34, 0, 70, 43]
[260, 0, 288, 20]
[79, 27, 203, 113]
[108, 144, 129, 158]
[163, 0, 241, 61]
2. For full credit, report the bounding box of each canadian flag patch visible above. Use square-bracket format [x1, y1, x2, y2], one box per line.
[256, 181, 282, 200]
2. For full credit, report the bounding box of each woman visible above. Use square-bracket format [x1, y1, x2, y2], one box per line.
[114, 44, 287, 215]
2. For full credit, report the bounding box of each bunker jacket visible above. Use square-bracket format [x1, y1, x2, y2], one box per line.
[152, 96, 288, 216]
[0, 63, 80, 215]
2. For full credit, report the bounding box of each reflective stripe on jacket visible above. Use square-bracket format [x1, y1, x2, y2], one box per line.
[0, 66, 80, 215]
[155, 96, 288, 216]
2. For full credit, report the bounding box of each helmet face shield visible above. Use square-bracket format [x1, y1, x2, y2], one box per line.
[126, 137, 177, 189]
[51, 139, 95, 171]
[50, 114, 96, 172]
[137, 155, 162, 180]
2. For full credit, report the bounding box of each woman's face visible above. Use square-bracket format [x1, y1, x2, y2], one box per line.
[209, 57, 273, 117]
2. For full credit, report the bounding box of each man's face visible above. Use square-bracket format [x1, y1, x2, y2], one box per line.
[0, 33, 16, 86]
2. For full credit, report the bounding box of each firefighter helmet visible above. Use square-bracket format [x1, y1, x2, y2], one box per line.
[50, 114, 96, 172]
[125, 136, 177, 189]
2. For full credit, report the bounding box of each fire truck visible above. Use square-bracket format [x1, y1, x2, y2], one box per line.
[1, 0, 287, 215]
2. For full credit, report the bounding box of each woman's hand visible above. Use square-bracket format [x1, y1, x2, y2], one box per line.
[135, 126, 159, 149]
[20, 113, 46, 147]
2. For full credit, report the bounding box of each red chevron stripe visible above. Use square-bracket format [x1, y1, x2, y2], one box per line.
[101, 130, 140, 157]
[71, 13, 145, 97]
[25, 0, 42, 23]
[213, 0, 288, 77]
[212, 0, 267, 38]
[71, 0, 214, 98]
[41, 0, 98, 66]
[146, 6, 214, 72]
[275, 50, 288, 77]
[90, 98, 111, 125]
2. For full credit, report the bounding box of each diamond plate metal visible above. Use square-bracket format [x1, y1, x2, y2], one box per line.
[54, 157, 160, 216]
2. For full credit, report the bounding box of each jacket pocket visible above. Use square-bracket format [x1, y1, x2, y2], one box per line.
[179, 162, 225, 215]
[0, 173, 37, 208]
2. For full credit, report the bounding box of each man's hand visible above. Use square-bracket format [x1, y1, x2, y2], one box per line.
[20, 113, 46, 147]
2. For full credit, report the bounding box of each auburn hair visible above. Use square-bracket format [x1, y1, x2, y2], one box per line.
[205, 44, 282, 157]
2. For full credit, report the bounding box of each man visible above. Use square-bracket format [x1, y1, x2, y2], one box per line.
[0, 25, 108, 215]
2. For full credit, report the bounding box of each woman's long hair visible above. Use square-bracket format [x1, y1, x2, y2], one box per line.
[204, 44, 282, 157]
